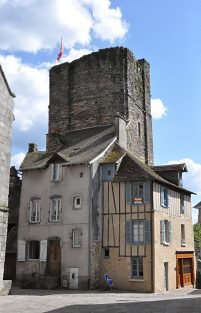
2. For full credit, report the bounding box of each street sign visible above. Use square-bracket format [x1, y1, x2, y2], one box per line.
[104, 274, 113, 287]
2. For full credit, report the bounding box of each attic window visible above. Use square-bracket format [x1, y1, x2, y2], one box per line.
[51, 164, 62, 181]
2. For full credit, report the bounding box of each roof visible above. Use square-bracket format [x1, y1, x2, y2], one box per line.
[20, 125, 116, 170]
[153, 163, 187, 172]
[103, 145, 195, 194]
[194, 201, 201, 209]
[0, 65, 16, 97]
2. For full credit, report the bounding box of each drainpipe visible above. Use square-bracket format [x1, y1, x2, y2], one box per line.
[88, 163, 93, 288]
[151, 181, 155, 292]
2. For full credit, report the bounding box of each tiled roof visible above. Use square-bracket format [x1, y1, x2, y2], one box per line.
[103, 145, 194, 194]
[20, 125, 116, 170]
[152, 163, 187, 172]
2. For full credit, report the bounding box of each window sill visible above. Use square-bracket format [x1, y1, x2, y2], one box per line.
[28, 221, 40, 224]
[162, 242, 170, 246]
[129, 279, 144, 282]
[181, 243, 186, 247]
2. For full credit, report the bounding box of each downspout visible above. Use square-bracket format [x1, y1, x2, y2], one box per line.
[151, 181, 155, 292]
[88, 163, 93, 289]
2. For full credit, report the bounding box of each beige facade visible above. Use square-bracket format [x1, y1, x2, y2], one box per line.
[100, 176, 195, 292]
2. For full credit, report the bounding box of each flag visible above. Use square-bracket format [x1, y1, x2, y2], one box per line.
[57, 38, 64, 63]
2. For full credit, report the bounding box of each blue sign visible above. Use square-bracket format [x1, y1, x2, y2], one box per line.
[104, 274, 113, 287]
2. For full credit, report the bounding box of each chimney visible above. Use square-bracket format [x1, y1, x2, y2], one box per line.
[28, 143, 37, 153]
[115, 115, 127, 150]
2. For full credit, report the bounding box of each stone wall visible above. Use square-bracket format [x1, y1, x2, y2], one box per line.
[47, 47, 153, 165]
[0, 66, 14, 293]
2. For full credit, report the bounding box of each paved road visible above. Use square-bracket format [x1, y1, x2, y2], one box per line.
[0, 287, 201, 313]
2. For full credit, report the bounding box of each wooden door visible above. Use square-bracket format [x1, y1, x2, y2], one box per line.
[176, 253, 194, 288]
[47, 240, 61, 275]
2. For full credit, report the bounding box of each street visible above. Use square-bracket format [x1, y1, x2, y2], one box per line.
[0, 287, 201, 313]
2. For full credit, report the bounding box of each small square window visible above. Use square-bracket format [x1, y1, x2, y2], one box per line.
[107, 170, 111, 176]
[104, 247, 110, 258]
[73, 196, 82, 209]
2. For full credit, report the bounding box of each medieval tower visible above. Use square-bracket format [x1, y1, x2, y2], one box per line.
[47, 47, 153, 165]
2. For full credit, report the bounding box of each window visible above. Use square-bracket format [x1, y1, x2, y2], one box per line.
[138, 122, 141, 137]
[180, 193, 184, 214]
[126, 182, 150, 205]
[181, 224, 186, 245]
[126, 220, 151, 244]
[27, 240, 40, 260]
[50, 197, 61, 222]
[131, 257, 143, 279]
[160, 187, 169, 208]
[29, 199, 40, 223]
[72, 228, 82, 247]
[160, 220, 172, 244]
[73, 196, 81, 209]
[103, 247, 110, 258]
[51, 164, 62, 181]
[102, 164, 115, 182]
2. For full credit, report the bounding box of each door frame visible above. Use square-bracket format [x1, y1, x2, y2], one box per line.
[176, 251, 195, 288]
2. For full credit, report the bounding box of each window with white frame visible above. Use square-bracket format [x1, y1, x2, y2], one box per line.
[126, 220, 151, 244]
[72, 228, 82, 247]
[73, 196, 81, 209]
[29, 198, 40, 223]
[51, 164, 62, 181]
[49, 197, 61, 222]
[160, 220, 172, 244]
[27, 240, 40, 260]
[126, 182, 150, 205]
[160, 186, 169, 208]
[131, 256, 143, 279]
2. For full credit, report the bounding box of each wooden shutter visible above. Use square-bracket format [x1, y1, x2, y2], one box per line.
[40, 240, 47, 261]
[29, 201, 32, 222]
[160, 187, 164, 206]
[160, 220, 165, 243]
[144, 182, 150, 203]
[17, 240, 26, 261]
[50, 164, 54, 181]
[168, 221, 172, 243]
[126, 182, 132, 204]
[125, 220, 131, 243]
[145, 220, 151, 243]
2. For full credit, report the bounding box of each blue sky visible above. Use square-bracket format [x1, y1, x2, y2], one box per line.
[0, 0, 200, 221]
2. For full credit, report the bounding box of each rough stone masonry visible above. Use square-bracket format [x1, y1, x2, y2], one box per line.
[47, 47, 154, 165]
[0, 65, 15, 295]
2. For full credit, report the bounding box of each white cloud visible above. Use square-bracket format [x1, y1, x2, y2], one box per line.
[0, 54, 49, 131]
[63, 48, 93, 63]
[151, 98, 167, 120]
[11, 152, 25, 168]
[0, 0, 128, 53]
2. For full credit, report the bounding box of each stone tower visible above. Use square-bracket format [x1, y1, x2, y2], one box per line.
[47, 47, 153, 165]
[0, 65, 15, 295]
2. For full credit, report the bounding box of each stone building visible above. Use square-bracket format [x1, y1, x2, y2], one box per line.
[0, 65, 15, 294]
[16, 47, 195, 291]
[4, 166, 21, 281]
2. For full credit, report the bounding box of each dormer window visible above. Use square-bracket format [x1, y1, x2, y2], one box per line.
[51, 164, 62, 181]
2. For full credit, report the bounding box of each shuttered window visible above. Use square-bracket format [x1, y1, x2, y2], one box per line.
[160, 220, 172, 244]
[160, 187, 169, 208]
[17, 240, 26, 261]
[126, 182, 150, 205]
[27, 241, 40, 260]
[126, 220, 151, 244]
